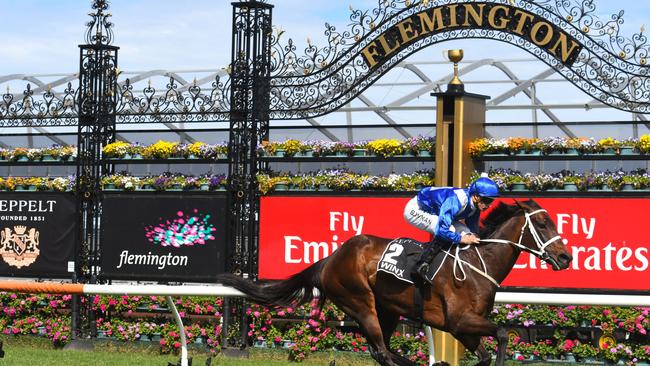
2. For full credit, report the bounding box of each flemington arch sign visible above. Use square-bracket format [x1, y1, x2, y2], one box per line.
[359, 3, 583, 69]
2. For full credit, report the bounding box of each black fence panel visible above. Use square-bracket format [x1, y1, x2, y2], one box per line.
[100, 193, 228, 282]
[0, 193, 77, 278]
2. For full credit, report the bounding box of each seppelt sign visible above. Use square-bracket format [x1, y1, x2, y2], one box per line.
[258, 196, 649, 293]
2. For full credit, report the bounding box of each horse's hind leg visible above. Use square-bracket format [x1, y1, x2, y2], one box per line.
[325, 288, 398, 365]
[377, 307, 416, 366]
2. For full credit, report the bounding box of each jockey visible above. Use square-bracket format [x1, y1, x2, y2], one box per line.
[403, 175, 500, 282]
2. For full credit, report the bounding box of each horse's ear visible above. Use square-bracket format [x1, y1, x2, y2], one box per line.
[525, 198, 540, 208]
[513, 199, 530, 212]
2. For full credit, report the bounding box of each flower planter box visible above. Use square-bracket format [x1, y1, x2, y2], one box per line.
[352, 149, 367, 157]
[483, 153, 509, 157]
[563, 183, 578, 191]
[417, 150, 432, 157]
[510, 183, 526, 191]
[619, 147, 636, 155]
[273, 183, 289, 191]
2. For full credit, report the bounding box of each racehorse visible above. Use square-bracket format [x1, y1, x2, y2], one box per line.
[216, 199, 573, 366]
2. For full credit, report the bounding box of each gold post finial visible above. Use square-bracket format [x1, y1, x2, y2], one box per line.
[447, 49, 464, 92]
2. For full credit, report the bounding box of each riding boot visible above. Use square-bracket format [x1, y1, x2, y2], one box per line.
[413, 241, 442, 282]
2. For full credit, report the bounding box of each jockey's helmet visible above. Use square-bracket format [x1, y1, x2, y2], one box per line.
[469, 177, 499, 198]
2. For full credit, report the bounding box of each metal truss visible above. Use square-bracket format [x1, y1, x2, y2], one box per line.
[1, 55, 646, 145]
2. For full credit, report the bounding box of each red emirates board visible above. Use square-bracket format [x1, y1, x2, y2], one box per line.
[258, 196, 649, 293]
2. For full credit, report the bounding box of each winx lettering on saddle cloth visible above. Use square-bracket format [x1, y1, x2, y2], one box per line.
[377, 238, 451, 284]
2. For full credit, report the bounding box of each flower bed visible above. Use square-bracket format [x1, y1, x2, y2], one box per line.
[0, 146, 77, 162]
[0, 292, 647, 364]
[468, 136, 650, 157]
[257, 136, 434, 158]
[474, 169, 650, 192]
[257, 170, 434, 194]
[102, 141, 228, 159]
[0, 176, 75, 191]
[100, 173, 227, 191]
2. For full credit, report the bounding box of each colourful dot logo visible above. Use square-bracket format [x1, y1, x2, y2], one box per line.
[145, 209, 216, 248]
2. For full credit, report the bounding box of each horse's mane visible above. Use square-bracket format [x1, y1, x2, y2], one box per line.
[479, 201, 524, 238]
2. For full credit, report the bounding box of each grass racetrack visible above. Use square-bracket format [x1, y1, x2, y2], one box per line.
[0, 335, 588, 365]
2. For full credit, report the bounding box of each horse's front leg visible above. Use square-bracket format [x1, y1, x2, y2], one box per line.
[456, 334, 492, 366]
[448, 314, 508, 366]
[493, 327, 508, 366]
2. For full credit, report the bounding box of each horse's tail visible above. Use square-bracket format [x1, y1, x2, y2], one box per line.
[216, 258, 329, 308]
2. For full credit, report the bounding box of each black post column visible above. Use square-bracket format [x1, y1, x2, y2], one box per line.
[225, 0, 273, 349]
[75, 0, 118, 340]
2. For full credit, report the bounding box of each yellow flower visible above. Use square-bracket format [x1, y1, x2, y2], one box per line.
[142, 140, 179, 159]
[187, 142, 205, 157]
[638, 135, 650, 153]
[103, 141, 131, 158]
[367, 139, 404, 157]
[281, 140, 302, 157]
[597, 137, 619, 149]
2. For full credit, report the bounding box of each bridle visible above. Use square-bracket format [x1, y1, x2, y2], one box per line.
[480, 208, 563, 261]
[444, 208, 563, 288]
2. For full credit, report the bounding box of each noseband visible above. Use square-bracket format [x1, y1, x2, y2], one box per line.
[480, 209, 563, 260]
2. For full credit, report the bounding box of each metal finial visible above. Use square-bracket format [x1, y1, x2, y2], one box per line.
[84, 0, 114, 45]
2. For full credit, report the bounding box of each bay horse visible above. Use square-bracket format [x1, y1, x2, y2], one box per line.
[217, 199, 572, 366]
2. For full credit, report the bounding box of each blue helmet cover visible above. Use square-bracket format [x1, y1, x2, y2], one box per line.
[469, 177, 500, 197]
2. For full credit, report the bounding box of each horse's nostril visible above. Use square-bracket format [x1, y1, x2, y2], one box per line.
[559, 253, 573, 265]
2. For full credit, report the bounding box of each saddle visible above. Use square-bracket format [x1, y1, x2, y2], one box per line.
[376, 237, 452, 285]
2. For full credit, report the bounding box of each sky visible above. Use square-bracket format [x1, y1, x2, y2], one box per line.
[1, 0, 647, 74]
[1, 0, 649, 130]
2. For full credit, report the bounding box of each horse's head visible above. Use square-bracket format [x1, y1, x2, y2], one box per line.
[514, 199, 572, 270]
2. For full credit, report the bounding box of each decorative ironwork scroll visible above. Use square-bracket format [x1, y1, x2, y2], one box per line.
[113, 76, 230, 123]
[268, 0, 650, 116]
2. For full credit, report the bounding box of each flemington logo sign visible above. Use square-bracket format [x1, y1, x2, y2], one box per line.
[361, 3, 583, 69]
[0, 195, 76, 278]
[259, 196, 649, 294]
[101, 194, 228, 282]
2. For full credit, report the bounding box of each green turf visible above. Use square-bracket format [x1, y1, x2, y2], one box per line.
[0, 335, 590, 365]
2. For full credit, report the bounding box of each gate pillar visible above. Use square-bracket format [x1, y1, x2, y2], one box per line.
[433, 50, 489, 188]
[75, 0, 118, 339]
[226, 0, 273, 349]
[431, 50, 489, 364]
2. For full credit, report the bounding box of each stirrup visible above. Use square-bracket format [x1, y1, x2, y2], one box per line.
[415, 263, 432, 284]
